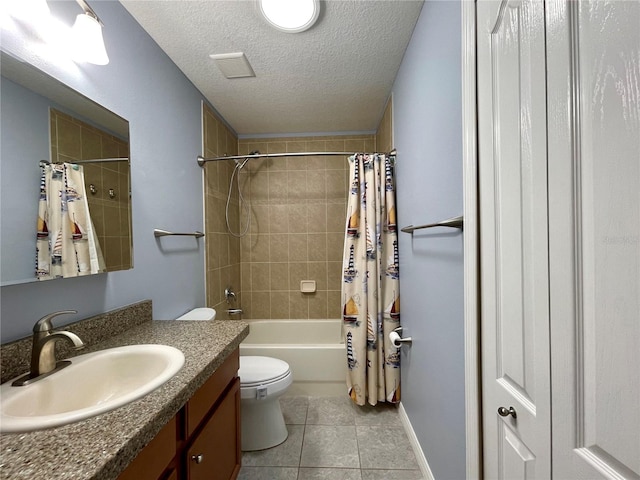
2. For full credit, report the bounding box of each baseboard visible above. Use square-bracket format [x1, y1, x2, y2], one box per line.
[399, 402, 435, 480]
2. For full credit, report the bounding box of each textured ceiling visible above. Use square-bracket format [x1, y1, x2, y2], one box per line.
[119, 0, 424, 136]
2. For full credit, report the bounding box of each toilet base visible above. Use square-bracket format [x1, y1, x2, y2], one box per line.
[241, 397, 288, 451]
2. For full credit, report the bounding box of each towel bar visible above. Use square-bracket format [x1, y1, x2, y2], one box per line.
[400, 215, 463, 234]
[153, 229, 204, 238]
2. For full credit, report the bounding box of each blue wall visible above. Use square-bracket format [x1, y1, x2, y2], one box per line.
[0, 0, 208, 342]
[392, 1, 466, 478]
[1, 78, 51, 285]
[1, 5, 468, 475]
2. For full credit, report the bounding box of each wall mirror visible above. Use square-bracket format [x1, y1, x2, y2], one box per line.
[1, 50, 133, 285]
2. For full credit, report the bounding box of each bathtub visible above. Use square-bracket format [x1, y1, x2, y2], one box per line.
[239, 319, 347, 396]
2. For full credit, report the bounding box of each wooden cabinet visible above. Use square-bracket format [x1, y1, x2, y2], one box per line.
[118, 416, 177, 480]
[118, 349, 241, 480]
[186, 378, 240, 480]
[185, 348, 241, 438]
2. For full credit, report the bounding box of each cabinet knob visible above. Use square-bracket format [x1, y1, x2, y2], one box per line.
[191, 454, 204, 464]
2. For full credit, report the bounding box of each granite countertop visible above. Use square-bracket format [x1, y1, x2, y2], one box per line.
[0, 320, 249, 480]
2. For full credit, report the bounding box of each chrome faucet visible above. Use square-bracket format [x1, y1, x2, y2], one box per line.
[225, 287, 236, 304]
[12, 310, 85, 386]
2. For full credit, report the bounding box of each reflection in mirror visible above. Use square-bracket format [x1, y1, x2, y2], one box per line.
[0, 50, 132, 285]
[48, 109, 131, 273]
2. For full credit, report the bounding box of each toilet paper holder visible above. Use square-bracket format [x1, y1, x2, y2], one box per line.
[390, 326, 412, 347]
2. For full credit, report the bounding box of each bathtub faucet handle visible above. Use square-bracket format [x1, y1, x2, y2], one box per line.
[225, 287, 236, 304]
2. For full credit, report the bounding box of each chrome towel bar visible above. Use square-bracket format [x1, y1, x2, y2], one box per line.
[401, 215, 464, 234]
[154, 229, 204, 238]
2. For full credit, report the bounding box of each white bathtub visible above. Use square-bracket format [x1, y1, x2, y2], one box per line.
[239, 319, 347, 396]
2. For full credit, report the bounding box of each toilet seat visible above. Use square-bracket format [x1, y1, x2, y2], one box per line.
[239, 356, 292, 400]
[240, 356, 290, 386]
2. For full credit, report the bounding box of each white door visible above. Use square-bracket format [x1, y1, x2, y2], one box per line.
[546, 1, 640, 478]
[478, 0, 551, 478]
[479, 0, 640, 478]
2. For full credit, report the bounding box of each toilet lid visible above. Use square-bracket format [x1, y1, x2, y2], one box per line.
[239, 356, 291, 387]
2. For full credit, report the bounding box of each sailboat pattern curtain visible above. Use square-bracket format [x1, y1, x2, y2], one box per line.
[36, 163, 106, 280]
[342, 153, 401, 406]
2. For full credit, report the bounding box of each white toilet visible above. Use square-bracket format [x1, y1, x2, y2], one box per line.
[239, 355, 292, 451]
[175, 308, 293, 452]
[175, 307, 218, 321]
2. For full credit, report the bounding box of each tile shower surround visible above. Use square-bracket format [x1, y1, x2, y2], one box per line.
[204, 98, 392, 322]
[235, 135, 375, 321]
[203, 104, 241, 319]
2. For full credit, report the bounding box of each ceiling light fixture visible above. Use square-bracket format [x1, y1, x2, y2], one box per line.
[70, 0, 109, 65]
[4, 0, 51, 25]
[258, 0, 320, 34]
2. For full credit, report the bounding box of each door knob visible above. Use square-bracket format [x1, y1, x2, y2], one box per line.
[497, 406, 517, 418]
[191, 454, 204, 464]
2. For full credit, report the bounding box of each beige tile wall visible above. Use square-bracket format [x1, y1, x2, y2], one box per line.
[376, 97, 394, 154]
[204, 95, 393, 321]
[50, 109, 131, 272]
[202, 104, 241, 319]
[236, 135, 375, 320]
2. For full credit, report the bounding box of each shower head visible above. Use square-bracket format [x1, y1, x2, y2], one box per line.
[235, 150, 260, 170]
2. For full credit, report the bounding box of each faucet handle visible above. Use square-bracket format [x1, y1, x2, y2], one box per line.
[225, 288, 237, 304]
[33, 310, 78, 333]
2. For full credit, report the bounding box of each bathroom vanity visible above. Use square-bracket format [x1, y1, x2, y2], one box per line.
[119, 349, 241, 480]
[0, 306, 249, 480]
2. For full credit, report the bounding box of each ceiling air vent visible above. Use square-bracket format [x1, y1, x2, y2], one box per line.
[209, 52, 255, 79]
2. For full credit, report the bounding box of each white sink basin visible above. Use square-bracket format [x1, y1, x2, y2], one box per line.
[0, 344, 184, 433]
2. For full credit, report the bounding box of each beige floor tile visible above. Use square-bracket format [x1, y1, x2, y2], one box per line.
[356, 425, 420, 470]
[298, 467, 363, 480]
[242, 424, 305, 467]
[361, 469, 423, 480]
[280, 395, 309, 425]
[238, 466, 298, 480]
[300, 425, 359, 468]
[306, 396, 356, 426]
[352, 402, 402, 426]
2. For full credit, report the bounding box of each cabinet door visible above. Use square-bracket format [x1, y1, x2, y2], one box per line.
[547, 1, 640, 478]
[118, 416, 177, 480]
[186, 378, 241, 480]
[478, 0, 551, 478]
[186, 349, 239, 437]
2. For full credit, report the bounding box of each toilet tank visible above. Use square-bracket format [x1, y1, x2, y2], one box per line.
[176, 308, 216, 321]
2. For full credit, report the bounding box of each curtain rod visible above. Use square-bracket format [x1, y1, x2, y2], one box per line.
[196, 149, 396, 167]
[39, 158, 129, 167]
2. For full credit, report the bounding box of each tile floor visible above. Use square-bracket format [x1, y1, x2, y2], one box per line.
[238, 396, 423, 480]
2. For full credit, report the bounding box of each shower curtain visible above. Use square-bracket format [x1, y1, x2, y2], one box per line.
[342, 153, 401, 406]
[36, 163, 106, 280]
